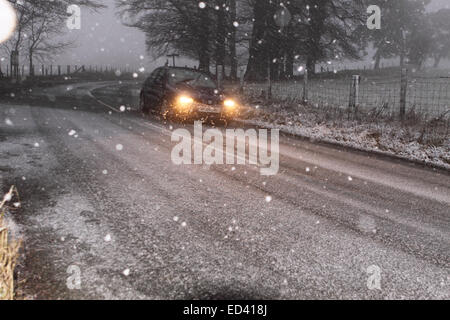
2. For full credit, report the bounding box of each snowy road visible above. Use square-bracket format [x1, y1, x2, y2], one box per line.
[0, 82, 449, 299]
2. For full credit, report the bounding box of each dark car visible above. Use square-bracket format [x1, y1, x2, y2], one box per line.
[139, 66, 240, 121]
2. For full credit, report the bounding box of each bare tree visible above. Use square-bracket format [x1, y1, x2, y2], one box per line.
[24, 2, 71, 75]
[117, 0, 219, 72]
[244, 0, 366, 80]
[2, 0, 104, 77]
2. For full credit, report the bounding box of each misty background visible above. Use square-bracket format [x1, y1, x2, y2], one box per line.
[52, 0, 450, 71]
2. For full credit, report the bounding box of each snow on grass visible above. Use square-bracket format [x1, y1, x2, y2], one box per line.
[238, 102, 450, 169]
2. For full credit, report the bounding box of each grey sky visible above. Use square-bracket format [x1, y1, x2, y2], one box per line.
[54, 0, 450, 71]
[54, 1, 149, 70]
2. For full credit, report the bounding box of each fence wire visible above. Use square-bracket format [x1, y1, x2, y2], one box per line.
[242, 75, 450, 118]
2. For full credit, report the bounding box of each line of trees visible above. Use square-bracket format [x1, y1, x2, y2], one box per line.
[117, 0, 450, 81]
[369, 0, 450, 70]
[1, 0, 103, 77]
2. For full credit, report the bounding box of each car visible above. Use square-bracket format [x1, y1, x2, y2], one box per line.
[139, 66, 240, 121]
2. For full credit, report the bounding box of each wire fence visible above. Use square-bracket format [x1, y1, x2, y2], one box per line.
[0, 64, 139, 78]
[241, 73, 450, 118]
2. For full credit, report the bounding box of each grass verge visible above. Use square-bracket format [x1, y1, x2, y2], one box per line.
[238, 97, 450, 169]
[0, 186, 21, 300]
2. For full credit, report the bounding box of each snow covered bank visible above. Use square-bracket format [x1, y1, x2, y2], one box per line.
[238, 103, 450, 170]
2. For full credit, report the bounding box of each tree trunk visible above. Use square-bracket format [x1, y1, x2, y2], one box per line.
[285, 49, 294, 79]
[306, 57, 316, 75]
[198, 51, 210, 72]
[198, 7, 211, 72]
[215, 1, 226, 70]
[245, 0, 271, 81]
[374, 50, 381, 70]
[433, 56, 441, 68]
[29, 50, 34, 76]
[304, 1, 326, 76]
[228, 0, 238, 80]
[272, 59, 281, 80]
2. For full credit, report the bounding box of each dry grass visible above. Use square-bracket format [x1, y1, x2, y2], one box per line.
[0, 186, 21, 300]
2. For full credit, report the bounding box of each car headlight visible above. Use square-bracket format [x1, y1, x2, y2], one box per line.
[178, 95, 194, 105]
[224, 99, 237, 109]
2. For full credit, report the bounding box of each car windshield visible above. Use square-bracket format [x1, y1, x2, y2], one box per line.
[168, 69, 216, 89]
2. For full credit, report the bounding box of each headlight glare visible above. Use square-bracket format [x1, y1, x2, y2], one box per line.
[178, 95, 194, 105]
[224, 99, 236, 109]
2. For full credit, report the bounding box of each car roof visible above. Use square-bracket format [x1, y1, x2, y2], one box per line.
[163, 66, 213, 77]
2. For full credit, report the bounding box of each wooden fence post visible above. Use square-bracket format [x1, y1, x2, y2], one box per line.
[302, 69, 308, 103]
[349, 75, 360, 111]
[239, 67, 245, 94]
[400, 67, 408, 120]
[266, 57, 272, 101]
